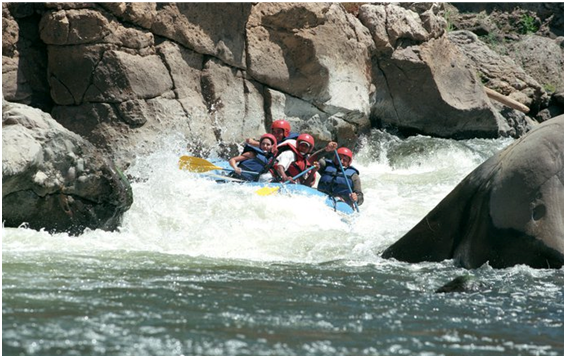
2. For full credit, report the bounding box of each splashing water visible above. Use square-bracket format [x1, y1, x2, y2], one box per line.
[4, 130, 512, 263]
[3, 130, 562, 355]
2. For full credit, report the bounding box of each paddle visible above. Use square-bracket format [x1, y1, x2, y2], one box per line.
[178, 156, 259, 175]
[334, 150, 360, 212]
[256, 165, 316, 196]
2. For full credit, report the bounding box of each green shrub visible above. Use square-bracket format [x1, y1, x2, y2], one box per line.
[519, 14, 538, 34]
[443, 9, 455, 32]
[543, 83, 557, 94]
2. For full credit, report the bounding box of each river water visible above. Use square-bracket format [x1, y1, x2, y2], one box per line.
[2, 130, 563, 355]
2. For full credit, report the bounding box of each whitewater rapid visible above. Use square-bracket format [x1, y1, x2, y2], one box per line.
[2, 130, 514, 266]
[6, 130, 563, 357]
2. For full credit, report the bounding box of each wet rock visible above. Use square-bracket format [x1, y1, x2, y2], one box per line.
[2, 99, 133, 235]
[382, 115, 564, 269]
[435, 275, 488, 293]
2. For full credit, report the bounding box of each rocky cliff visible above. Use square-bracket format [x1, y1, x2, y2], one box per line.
[3, 2, 563, 169]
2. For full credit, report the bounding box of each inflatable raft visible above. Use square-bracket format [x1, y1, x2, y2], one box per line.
[179, 156, 355, 215]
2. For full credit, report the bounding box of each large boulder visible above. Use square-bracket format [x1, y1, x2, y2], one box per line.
[359, 4, 511, 139]
[382, 115, 564, 269]
[246, 3, 374, 130]
[376, 36, 507, 138]
[2, 100, 133, 235]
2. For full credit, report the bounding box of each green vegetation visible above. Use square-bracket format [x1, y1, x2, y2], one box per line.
[476, 71, 489, 85]
[443, 9, 455, 32]
[480, 32, 499, 47]
[519, 13, 539, 34]
[543, 83, 557, 94]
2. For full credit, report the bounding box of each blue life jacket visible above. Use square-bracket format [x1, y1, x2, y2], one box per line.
[317, 159, 359, 201]
[237, 144, 276, 181]
[285, 132, 299, 140]
[276, 132, 300, 148]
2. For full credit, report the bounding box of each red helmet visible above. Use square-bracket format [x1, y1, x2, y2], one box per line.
[260, 133, 277, 146]
[271, 119, 291, 137]
[337, 147, 353, 161]
[296, 133, 315, 150]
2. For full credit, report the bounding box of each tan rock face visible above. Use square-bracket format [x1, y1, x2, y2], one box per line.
[101, 2, 156, 29]
[39, 9, 111, 45]
[508, 35, 564, 97]
[448, 30, 548, 110]
[373, 35, 503, 138]
[201, 58, 265, 145]
[247, 3, 373, 110]
[246, 2, 373, 142]
[2, 4, 19, 56]
[2, 3, 562, 168]
[150, 3, 251, 69]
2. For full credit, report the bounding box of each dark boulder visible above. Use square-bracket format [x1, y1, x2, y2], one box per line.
[382, 115, 564, 269]
[2, 100, 133, 235]
[435, 275, 488, 293]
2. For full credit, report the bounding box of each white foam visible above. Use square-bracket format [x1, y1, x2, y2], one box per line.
[2, 131, 514, 266]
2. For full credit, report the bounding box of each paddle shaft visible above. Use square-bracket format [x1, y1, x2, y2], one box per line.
[334, 150, 360, 212]
[228, 168, 260, 175]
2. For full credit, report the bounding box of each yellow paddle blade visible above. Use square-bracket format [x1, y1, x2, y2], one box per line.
[178, 156, 222, 173]
[255, 186, 281, 196]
